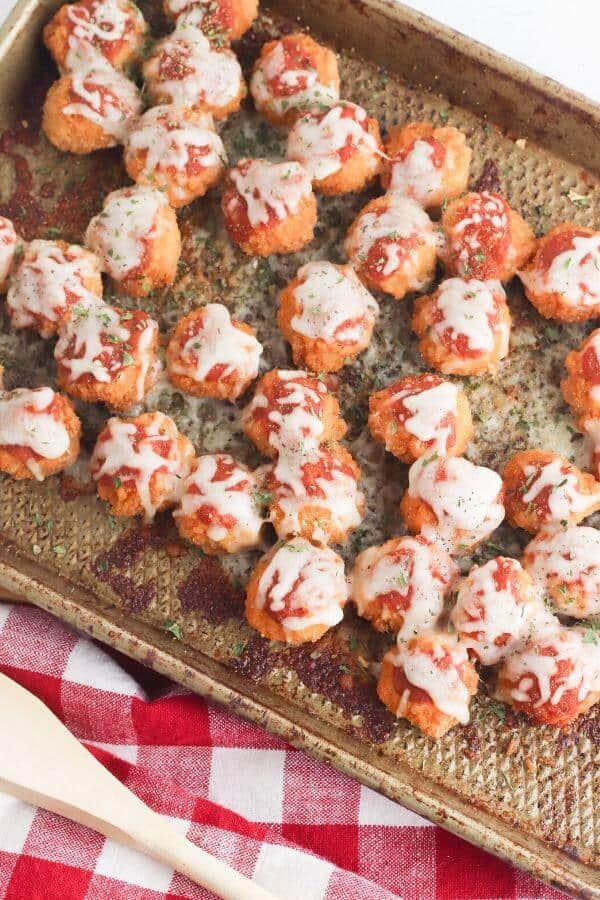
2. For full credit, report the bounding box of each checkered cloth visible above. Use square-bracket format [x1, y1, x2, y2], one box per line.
[0, 602, 562, 899]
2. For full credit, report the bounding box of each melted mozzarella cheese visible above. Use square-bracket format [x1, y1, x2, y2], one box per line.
[292, 261, 379, 344]
[287, 102, 378, 181]
[0, 217, 19, 288]
[7, 240, 101, 330]
[449, 192, 509, 270]
[391, 633, 472, 723]
[229, 159, 312, 228]
[351, 537, 458, 638]
[85, 186, 167, 278]
[170, 303, 262, 389]
[271, 446, 363, 543]
[0, 387, 70, 478]
[521, 457, 600, 521]
[407, 454, 504, 550]
[242, 370, 329, 455]
[65, 0, 143, 57]
[174, 454, 264, 544]
[430, 278, 507, 355]
[91, 412, 190, 519]
[250, 40, 339, 118]
[523, 234, 600, 307]
[145, 25, 242, 109]
[389, 139, 445, 203]
[65, 64, 141, 141]
[501, 627, 600, 708]
[389, 379, 459, 449]
[344, 194, 436, 282]
[256, 537, 347, 631]
[523, 526, 600, 616]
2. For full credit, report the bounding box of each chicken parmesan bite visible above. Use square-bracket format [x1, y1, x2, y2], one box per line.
[503, 450, 600, 534]
[166, 303, 262, 401]
[562, 329, 600, 422]
[344, 194, 437, 300]
[174, 454, 264, 553]
[250, 33, 339, 127]
[0, 387, 80, 481]
[142, 22, 245, 120]
[350, 535, 458, 635]
[7, 240, 102, 338]
[266, 442, 363, 545]
[90, 411, 194, 520]
[54, 299, 159, 412]
[368, 373, 472, 463]
[278, 261, 379, 373]
[85, 185, 181, 297]
[241, 369, 346, 458]
[519, 224, 600, 322]
[441, 191, 535, 281]
[43, 0, 147, 73]
[522, 525, 600, 619]
[412, 278, 511, 376]
[287, 101, 382, 195]
[377, 630, 478, 738]
[381, 122, 471, 209]
[246, 537, 348, 644]
[0, 218, 21, 293]
[400, 454, 505, 554]
[221, 158, 316, 256]
[163, 0, 257, 41]
[450, 557, 543, 666]
[124, 106, 226, 208]
[42, 66, 141, 154]
[494, 626, 600, 728]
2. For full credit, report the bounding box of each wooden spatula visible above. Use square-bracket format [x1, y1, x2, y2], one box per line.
[0, 671, 277, 900]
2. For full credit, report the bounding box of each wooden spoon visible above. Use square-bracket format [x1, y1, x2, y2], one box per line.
[0, 671, 277, 900]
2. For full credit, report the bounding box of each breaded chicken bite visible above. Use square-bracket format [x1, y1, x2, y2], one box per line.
[163, 0, 257, 41]
[450, 557, 546, 666]
[250, 33, 339, 127]
[85, 185, 181, 297]
[494, 625, 600, 727]
[278, 261, 379, 373]
[266, 441, 363, 545]
[246, 537, 348, 644]
[412, 277, 511, 376]
[43, 0, 147, 72]
[0, 386, 80, 481]
[221, 158, 316, 256]
[344, 194, 437, 300]
[90, 411, 194, 519]
[166, 303, 262, 400]
[582, 416, 600, 481]
[142, 20, 245, 119]
[287, 101, 382, 195]
[562, 329, 600, 422]
[400, 454, 505, 554]
[174, 453, 265, 553]
[368, 373, 472, 463]
[519, 224, 600, 322]
[0, 217, 21, 293]
[7, 239, 102, 338]
[377, 630, 478, 737]
[42, 66, 141, 154]
[350, 534, 458, 635]
[381, 122, 471, 209]
[441, 191, 535, 281]
[54, 298, 159, 411]
[241, 369, 346, 458]
[522, 525, 600, 619]
[124, 105, 226, 208]
[503, 450, 600, 534]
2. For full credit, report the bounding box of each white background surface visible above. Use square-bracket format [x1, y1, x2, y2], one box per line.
[0, 0, 598, 103]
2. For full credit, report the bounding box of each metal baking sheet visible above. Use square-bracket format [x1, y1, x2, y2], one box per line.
[0, 0, 599, 894]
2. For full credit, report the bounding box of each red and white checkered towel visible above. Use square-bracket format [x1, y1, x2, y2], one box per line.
[0, 602, 562, 899]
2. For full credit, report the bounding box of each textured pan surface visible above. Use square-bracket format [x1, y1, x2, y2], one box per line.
[0, 0, 600, 894]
